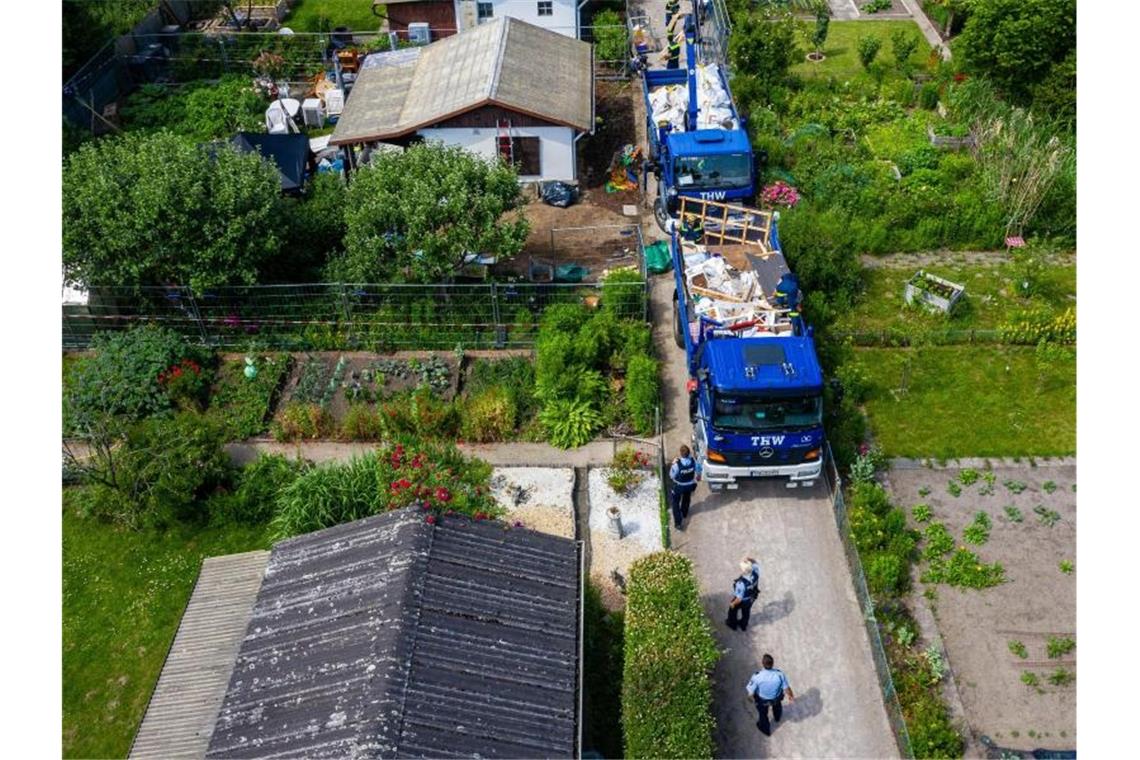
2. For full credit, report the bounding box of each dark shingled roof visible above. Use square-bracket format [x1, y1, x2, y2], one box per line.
[205, 508, 581, 759]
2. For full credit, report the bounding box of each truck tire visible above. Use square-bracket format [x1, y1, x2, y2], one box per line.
[654, 197, 672, 233]
[672, 290, 685, 349]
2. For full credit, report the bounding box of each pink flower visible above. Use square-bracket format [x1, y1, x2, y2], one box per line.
[426, 515, 437, 525]
[434, 487, 451, 503]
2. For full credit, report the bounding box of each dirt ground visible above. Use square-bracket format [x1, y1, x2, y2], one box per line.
[886, 462, 1077, 751]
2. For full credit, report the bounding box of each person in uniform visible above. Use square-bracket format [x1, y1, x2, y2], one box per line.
[726, 557, 761, 631]
[665, 0, 680, 27]
[666, 36, 681, 69]
[680, 212, 704, 242]
[745, 654, 796, 736]
[668, 444, 698, 530]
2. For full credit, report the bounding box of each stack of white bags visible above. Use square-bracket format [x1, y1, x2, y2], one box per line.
[648, 64, 738, 133]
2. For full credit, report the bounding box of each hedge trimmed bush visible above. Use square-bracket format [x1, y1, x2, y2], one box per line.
[623, 552, 718, 759]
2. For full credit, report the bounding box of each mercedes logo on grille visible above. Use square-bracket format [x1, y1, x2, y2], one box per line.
[759, 447, 774, 458]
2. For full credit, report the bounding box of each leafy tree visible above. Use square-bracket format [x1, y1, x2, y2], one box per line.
[890, 29, 919, 72]
[857, 34, 882, 71]
[728, 7, 801, 112]
[810, 2, 831, 56]
[63, 130, 282, 291]
[958, 0, 1075, 104]
[926, 0, 973, 38]
[269, 173, 348, 282]
[330, 142, 529, 283]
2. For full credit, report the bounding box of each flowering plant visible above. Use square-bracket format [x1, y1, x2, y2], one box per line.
[158, 358, 210, 409]
[760, 181, 799, 208]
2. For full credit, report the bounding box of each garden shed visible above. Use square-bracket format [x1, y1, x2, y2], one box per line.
[330, 17, 593, 181]
[200, 507, 583, 758]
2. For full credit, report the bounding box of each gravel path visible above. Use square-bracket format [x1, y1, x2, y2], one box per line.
[587, 467, 663, 609]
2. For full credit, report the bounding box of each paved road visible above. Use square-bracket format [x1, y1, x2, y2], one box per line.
[650, 273, 899, 757]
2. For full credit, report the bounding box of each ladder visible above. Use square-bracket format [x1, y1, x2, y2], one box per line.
[496, 119, 514, 164]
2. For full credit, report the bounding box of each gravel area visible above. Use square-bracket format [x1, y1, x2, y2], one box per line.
[587, 467, 663, 609]
[490, 467, 576, 539]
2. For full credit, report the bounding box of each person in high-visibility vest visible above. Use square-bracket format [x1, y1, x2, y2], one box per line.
[680, 213, 704, 242]
[666, 36, 681, 69]
[665, 0, 680, 27]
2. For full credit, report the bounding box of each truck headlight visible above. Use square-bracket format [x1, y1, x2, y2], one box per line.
[706, 450, 726, 463]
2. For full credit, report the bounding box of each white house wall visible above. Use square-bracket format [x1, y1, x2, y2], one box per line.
[416, 126, 578, 181]
[454, 0, 578, 37]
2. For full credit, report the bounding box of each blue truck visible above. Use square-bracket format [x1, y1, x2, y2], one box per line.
[670, 200, 824, 490]
[641, 15, 755, 230]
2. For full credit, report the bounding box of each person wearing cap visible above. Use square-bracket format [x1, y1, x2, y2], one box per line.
[726, 556, 761, 631]
[668, 444, 698, 530]
[680, 212, 704, 242]
[746, 653, 795, 736]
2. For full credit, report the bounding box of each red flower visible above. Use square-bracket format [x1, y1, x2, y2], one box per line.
[425, 515, 437, 525]
[434, 487, 451, 503]
[421, 502, 431, 511]
[474, 511, 487, 521]
[953, 72, 967, 83]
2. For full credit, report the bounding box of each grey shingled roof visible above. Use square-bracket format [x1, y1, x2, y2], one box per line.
[331, 17, 593, 145]
[205, 508, 581, 758]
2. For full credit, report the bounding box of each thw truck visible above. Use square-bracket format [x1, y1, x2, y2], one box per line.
[671, 199, 824, 489]
[641, 15, 755, 230]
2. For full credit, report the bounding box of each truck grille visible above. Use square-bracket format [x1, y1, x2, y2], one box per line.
[721, 448, 814, 467]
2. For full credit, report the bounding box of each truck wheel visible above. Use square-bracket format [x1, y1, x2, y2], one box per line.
[654, 198, 672, 233]
[672, 291, 685, 349]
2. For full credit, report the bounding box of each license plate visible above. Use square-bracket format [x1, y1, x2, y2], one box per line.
[750, 469, 766, 477]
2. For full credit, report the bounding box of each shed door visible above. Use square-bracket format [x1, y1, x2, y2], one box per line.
[513, 136, 541, 176]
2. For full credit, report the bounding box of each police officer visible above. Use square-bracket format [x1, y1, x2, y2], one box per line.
[726, 556, 760, 631]
[668, 444, 698, 530]
[680, 212, 704, 242]
[745, 654, 796, 737]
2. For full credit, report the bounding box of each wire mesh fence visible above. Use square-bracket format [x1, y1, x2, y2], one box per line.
[823, 442, 914, 759]
[63, 278, 649, 352]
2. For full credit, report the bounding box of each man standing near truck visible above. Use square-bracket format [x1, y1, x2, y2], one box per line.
[669, 444, 698, 530]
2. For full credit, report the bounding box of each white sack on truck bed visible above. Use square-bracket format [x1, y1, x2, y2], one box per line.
[648, 64, 738, 133]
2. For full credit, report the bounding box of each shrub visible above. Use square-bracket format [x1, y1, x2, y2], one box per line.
[205, 355, 290, 440]
[64, 325, 206, 434]
[625, 355, 659, 436]
[212, 454, 306, 526]
[270, 439, 496, 538]
[591, 9, 628, 64]
[76, 412, 230, 529]
[623, 552, 718, 759]
[408, 386, 460, 438]
[460, 386, 517, 442]
[919, 82, 940, 110]
[272, 401, 333, 441]
[601, 266, 646, 320]
[340, 403, 385, 441]
[540, 398, 604, 449]
[466, 356, 538, 420]
[606, 446, 650, 496]
[867, 552, 907, 596]
[846, 483, 917, 597]
[890, 29, 919, 71]
[999, 306, 1075, 345]
[857, 34, 882, 71]
[963, 511, 992, 545]
[120, 76, 266, 140]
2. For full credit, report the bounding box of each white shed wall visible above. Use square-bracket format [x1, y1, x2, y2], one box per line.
[416, 125, 578, 181]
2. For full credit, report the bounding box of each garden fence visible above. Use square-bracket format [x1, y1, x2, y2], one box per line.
[63, 277, 649, 352]
[823, 442, 914, 759]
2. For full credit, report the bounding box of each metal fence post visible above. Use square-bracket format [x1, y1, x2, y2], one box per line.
[184, 288, 210, 345]
[490, 281, 505, 348]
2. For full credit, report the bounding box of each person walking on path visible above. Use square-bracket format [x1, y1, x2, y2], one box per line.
[746, 654, 795, 736]
[726, 557, 761, 631]
[668, 444, 698, 530]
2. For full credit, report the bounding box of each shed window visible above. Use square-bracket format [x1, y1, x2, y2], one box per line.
[477, 2, 494, 21]
[537, 1, 553, 16]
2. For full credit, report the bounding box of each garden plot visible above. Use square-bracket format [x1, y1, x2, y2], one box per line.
[587, 467, 662, 609]
[489, 467, 576, 539]
[888, 462, 1076, 751]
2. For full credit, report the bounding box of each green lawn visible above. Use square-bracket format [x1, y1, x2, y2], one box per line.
[793, 20, 934, 82]
[284, 0, 383, 33]
[853, 345, 1075, 458]
[62, 493, 270, 758]
[836, 262, 1076, 335]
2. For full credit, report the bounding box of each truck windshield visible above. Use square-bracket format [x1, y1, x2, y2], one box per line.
[712, 393, 822, 432]
[674, 153, 751, 190]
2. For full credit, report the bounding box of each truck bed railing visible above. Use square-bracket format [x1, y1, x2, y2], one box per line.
[678, 197, 774, 250]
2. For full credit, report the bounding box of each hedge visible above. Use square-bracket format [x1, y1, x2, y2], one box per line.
[622, 552, 719, 759]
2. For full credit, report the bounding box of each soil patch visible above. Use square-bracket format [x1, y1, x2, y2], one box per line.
[887, 462, 1076, 751]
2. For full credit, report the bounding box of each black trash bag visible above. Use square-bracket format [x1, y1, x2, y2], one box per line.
[541, 181, 579, 208]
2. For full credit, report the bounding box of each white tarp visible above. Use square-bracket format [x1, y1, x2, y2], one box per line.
[648, 64, 738, 133]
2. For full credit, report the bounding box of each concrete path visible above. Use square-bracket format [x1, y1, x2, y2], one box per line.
[828, 0, 860, 21]
[899, 0, 952, 60]
[649, 276, 900, 757]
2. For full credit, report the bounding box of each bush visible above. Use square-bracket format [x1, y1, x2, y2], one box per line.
[540, 398, 604, 449]
[847, 482, 917, 596]
[919, 82, 940, 110]
[460, 386, 517, 442]
[623, 552, 718, 759]
[64, 325, 205, 434]
[867, 552, 907, 596]
[890, 29, 919, 71]
[999, 306, 1075, 345]
[592, 9, 628, 64]
[206, 355, 291, 440]
[77, 412, 231, 529]
[120, 76, 266, 141]
[212, 454, 306, 526]
[625, 354, 659, 436]
[272, 401, 334, 441]
[270, 439, 496, 538]
[602, 266, 646, 320]
[340, 403, 385, 441]
[466, 356, 538, 420]
[857, 34, 882, 70]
